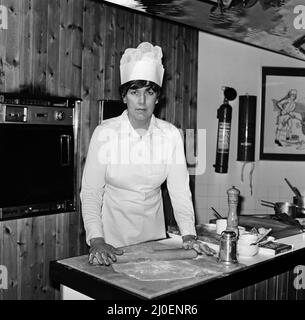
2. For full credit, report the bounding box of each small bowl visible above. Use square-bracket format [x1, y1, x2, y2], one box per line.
[238, 233, 258, 245]
[238, 226, 246, 235]
[237, 243, 259, 257]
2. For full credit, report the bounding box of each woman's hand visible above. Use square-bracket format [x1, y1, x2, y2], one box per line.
[89, 237, 124, 266]
[182, 234, 216, 256]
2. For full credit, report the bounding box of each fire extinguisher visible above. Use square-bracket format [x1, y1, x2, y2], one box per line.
[214, 87, 237, 173]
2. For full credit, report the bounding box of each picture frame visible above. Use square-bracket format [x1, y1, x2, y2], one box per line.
[260, 67, 305, 161]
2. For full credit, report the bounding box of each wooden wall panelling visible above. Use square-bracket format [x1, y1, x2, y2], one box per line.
[19, 0, 33, 91]
[89, 1, 103, 130]
[152, 17, 169, 120]
[2, 220, 18, 299]
[70, 0, 83, 97]
[161, 25, 178, 121]
[266, 275, 277, 299]
[46, 0, 60, 95]
[4, 0, 20, 91]
[82, 0, 99, 137]
[32, 0, 48, 92]
[104, 4, 118, 100]
[16, 219, 29, 299]
[174, 29, 183, 129]
[287, 269, 297, 300]
[254, 280, 268, 300]
[243, 284, 255, 300]
[0, 222, 3, 299]
[31, 216, 45, 300]
[166, 25, 178, 125]
[20, 218, 38, 300]
[55, 213, 69, 261]
[42, 214, 57, 300]
[276, 272, 288, 300]
[114, 6, 127, 97]
[230, 287, 244, 300]
[67, 0, 84, 258]
[221, 270, 305, 300]
[58, 0, 73, 97]
[0, 0, 6, 89]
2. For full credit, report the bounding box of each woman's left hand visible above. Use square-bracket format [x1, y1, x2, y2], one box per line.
[182, 235, 216, 256]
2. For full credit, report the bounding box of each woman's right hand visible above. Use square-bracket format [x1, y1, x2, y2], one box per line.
[89, 237, 124, 266]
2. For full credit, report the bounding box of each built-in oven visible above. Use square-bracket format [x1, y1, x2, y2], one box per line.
[0, 94, 81, 221]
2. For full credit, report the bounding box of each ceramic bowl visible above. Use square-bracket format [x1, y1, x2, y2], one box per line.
[238, 226, 246, 235]
[237, 243, 259, 257]
[238, 233, 258, 245]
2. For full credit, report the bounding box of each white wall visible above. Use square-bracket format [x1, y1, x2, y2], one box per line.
[195, 32, 305, 224]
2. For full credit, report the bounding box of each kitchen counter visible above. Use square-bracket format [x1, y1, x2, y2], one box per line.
[50, 233, 305, 300]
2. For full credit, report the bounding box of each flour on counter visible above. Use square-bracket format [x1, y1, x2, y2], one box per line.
[112, 260, 215, 281]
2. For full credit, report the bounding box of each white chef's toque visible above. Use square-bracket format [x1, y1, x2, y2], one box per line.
[120, 42, 164, 86]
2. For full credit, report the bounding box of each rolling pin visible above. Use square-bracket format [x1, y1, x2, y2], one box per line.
[91, 248, 198, 265]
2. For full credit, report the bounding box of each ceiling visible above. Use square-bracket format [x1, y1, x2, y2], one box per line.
[103, 0, 305, 62]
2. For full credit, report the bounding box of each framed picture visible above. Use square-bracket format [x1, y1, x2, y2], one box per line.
[260, 67, 305, 161]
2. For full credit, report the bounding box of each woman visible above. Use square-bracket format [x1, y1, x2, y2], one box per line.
[81, 42, 215, 266]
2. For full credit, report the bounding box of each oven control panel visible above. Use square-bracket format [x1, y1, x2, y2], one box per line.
[0, 104, 77, 125]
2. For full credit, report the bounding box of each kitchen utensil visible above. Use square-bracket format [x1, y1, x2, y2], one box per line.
[274, 202, 298, 219]
[261, 200, 275, 208]
[284, 178, 302, 198]
[293, 196, 305, 215]
[211, 207, 223, 219]
[92, 248, 199, 265]
[218, 230, 238, 265]
[251, 228, 272, 245]
[261, 200, 299, 219]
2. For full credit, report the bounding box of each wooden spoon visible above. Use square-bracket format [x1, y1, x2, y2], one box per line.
[251, 228, 272, 245]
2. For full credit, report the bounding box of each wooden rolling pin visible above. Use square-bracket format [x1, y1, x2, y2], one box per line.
[92, 248, 198, 265]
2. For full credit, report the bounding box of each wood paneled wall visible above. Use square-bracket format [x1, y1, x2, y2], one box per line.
[0, 0, 198, 299]
[219, 269, 305, 300]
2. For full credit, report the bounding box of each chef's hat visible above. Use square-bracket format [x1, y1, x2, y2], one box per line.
[120, 42, 164, 86]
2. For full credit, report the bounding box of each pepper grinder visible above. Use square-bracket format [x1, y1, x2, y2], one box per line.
[226, 186, 240, 236]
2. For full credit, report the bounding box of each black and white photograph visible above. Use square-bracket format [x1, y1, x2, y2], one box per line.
[0, 0, 305, 306]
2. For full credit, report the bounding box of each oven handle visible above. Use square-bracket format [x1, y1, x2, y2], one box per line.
[60, 134, 71, 167]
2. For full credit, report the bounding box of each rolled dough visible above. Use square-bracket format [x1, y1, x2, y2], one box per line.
[112, 260, 213, 281]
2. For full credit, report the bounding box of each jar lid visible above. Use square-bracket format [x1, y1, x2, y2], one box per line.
[221, 230, 237, 239]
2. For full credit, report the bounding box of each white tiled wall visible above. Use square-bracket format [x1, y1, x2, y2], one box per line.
[194, 182, 292, 224]
[194, 31, 305, 225]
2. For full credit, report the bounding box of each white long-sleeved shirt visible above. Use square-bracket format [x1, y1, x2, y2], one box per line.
[80, 110, 196, 247]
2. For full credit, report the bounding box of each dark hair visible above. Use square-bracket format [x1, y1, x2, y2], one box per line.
[119, 80, 161, 100]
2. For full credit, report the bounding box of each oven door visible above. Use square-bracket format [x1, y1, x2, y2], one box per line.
[0, 123, 74, 214]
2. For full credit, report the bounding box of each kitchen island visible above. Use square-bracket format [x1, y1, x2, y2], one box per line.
[50, 233, 305, 300]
